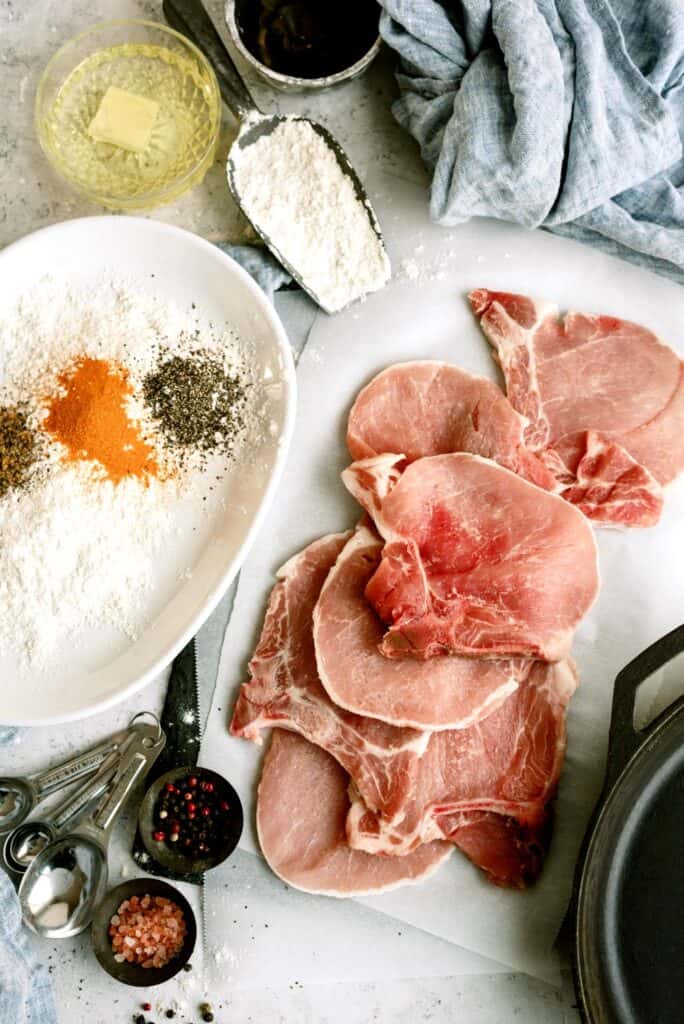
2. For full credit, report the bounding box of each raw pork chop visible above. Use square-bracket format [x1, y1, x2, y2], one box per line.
[346, 659, 577, 887]
[346, 361, 554, 489]
[343, 453, 599, 661]
[230, 532, 430, 823]
[231, 529, 575, 883]
[257, 729, 451, 896]
[469, 289, 681, 525]
[314, 523, 523, 730]
[422, 810, 549, 888]
[557, 430, 665, 527]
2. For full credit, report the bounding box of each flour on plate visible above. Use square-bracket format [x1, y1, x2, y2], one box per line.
[0, 275, 270, 670]
[0, 462, 171, 666]
[230, 116, 391, 313]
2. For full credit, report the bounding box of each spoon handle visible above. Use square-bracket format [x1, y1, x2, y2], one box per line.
[51, 747, 125, 832]
[163, 0, 258, 121]
[90, 724, 166, 841]
[32, 728, 132, 801]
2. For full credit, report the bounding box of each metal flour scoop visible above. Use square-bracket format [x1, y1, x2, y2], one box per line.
[163, 0, 390, 314]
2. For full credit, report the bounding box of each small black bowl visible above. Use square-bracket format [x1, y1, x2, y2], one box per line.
[138, 766, 243, 875]
[91, 878, 196, 986]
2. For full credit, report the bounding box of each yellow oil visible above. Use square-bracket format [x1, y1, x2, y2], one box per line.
[43, 43, 220, 209]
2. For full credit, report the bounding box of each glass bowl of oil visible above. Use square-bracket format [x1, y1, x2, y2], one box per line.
[36, 20, 221, 211]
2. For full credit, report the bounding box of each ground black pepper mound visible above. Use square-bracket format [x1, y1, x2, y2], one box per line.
[142, 351, 248, 462]
[0, 405, 39, 499]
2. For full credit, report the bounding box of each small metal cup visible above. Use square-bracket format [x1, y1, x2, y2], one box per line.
[138, 766, 243, 875]
[224, 0, 381, 93]
[91, 878, 196, 986]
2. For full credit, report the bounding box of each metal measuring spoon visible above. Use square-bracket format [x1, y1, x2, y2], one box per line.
[163, 0, 389, 313]
[3, 739, 133, 875]
[0, 727, 132, 834]
[19, 720, 165, 938]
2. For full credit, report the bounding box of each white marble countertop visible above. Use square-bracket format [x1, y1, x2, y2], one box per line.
[0, 1, 581, 1021]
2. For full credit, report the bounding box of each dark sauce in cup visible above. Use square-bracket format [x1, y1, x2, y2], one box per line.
[234, 0, 379, 80]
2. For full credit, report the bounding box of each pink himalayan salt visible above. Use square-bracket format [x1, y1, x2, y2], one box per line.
[108, 894, 186, 969]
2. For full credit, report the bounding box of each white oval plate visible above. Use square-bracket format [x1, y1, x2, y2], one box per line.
[0, 217, 296, 725]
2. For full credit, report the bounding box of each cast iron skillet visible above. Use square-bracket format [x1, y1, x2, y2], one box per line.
[574, 623, 684, 1023]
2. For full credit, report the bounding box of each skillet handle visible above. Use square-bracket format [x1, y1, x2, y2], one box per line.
[606, 623, 684, 788]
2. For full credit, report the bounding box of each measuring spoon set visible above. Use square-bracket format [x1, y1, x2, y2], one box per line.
[1, 713, 165, 937]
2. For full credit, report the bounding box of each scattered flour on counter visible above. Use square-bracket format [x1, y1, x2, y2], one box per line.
[175, 960, 201, 1009]
[400, 257, 420, 280]
[230, 116, 391, 313]
[212, 944, 234, 965]
[398, 245, 461, 284]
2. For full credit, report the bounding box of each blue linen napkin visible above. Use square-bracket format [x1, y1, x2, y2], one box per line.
[0, 872, 56, 1023]
[216, 243, 292, 300]
[378, 0, 684, 283]
[0, 725, 46, 1023]
[0, 243, 295, 1023]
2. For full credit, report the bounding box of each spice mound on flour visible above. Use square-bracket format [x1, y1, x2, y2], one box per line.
[230, 116, 391, 313]
[44, 356, 159, 483]
[143, 351, 247, 461]
[0, 405, 39, 498]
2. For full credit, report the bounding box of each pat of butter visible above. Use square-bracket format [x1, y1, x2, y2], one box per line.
[88, 86, 159, 153]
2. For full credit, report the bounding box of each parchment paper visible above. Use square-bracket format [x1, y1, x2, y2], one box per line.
[201, 846, 506, 988]
[202, 174, 684, 982]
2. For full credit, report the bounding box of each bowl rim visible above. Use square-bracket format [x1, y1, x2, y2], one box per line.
[224, 0, 382, 90]
[34, 18, 222, 208]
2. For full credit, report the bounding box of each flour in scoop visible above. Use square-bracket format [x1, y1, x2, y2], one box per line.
[230, 117, 391, 313]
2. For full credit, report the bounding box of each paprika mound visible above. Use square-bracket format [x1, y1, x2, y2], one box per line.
[44, 356, 158, 484]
